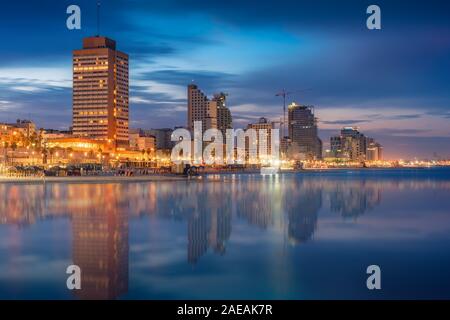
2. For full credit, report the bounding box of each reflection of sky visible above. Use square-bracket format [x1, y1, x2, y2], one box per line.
[0, 1, 449, 158]
[1, 169, 450, 299]
[0, 220, 72, 299]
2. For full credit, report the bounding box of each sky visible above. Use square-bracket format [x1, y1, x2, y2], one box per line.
[0, 0, 449, 159]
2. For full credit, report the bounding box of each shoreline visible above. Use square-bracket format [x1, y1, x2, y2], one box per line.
[0, 166, 448, 183]
[0, 175, 187, 184]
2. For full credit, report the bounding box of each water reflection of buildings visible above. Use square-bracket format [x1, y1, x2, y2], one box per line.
[71, 185, 129, 300]
[172, 183, 232, 264]
[3, 177, 445, 281]
[327, 181, 381, 219]
[285, 183, 322, 245]
[236, 177, 283, 229]
[0, 184, 130, 300]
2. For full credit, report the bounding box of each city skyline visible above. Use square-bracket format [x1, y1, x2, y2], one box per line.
[1, 1, 450, 159]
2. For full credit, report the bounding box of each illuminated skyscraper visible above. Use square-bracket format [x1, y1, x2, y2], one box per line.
[72, 36, 129, 147]
[246, 117, 275, 162]
[288, 103, 322, 160]
[212, 92, 232, 137]
[187, 84, 217, 132]
[331, 127, 368, 161]
[366, 138, 383, 161]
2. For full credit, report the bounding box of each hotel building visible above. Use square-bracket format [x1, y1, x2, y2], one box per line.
[187, 84, 217, 132]
[72, 36, 129, 148]
[212, 92, 232, 137]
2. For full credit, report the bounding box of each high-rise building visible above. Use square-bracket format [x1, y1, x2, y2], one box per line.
[246, 117, 275, 163]
[72, 36, 129, 148]
[366, 138, 383, 161]
[187, 84, 217, 132]
[330, 127, 372, 161]
[287, 103, 322, 160]
[212, 92, 232, 137]
[330, 136, 343, 158]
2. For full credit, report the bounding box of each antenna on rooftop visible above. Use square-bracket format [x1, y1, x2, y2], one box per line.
[96, 1, 101, 36]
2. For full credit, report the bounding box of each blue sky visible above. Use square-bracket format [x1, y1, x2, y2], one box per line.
[0, 0, 449, 159]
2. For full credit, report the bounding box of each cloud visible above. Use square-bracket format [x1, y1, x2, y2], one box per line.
[0, 100, 20, 111]
[426, 110, 450, 119]
[319, 114, 423, 125]
[388, 114, 423, 120]
[366, 128, 433, 137]
[321, 119, 372, 125]
[11, 86, 49, 93]
[135, 69, 236, 91]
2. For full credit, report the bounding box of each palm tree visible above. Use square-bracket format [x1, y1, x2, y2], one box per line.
[11, 142, 17, 165]
[42, 147, 48, 165]
[49, 148, 55, 164]
[97, 148, 103, 164]
[3, 142, 9, 165]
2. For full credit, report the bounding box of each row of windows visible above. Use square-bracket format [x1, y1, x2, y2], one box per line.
[74, 87, 108, 92]
[74, 55, 108, 60]
[73, 127, 108, 132]
[74, 119, 128, 125]
[74, 105, 108, 109]
[74, 78, 108, 83]
[74, 74, 109, 79]
[74, 121, 109, 125]
[73, 89, 109, 94]
[74, 105, 109, 109]
[74, 88, 109, 93]
[73, 69, 108, 74]
[73, 117, 108, 121]
[73, 66, 109, 72]
[74, 121, 129, 127]
[73, 95, 109, 100]
[115, 79, 128, 84]
[74, 90, 108, 94]
[74, 102, 109, 106]
[73, 111, 108, 118]
[73, 62, 108, 68]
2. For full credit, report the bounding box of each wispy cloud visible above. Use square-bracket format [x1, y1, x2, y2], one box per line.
[0, 100, 21, 111]
[10, 86, 49, 93]
[426, 110, 450, 119]
[366, 128, 432, 137]
[321, 119, 372, 125]
[388, 114, 423, 120]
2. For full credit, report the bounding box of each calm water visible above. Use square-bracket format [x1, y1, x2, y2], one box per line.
[1, 168, 450, 300]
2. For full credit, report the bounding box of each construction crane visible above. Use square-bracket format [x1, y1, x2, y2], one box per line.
[275, 88, 311, 138]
